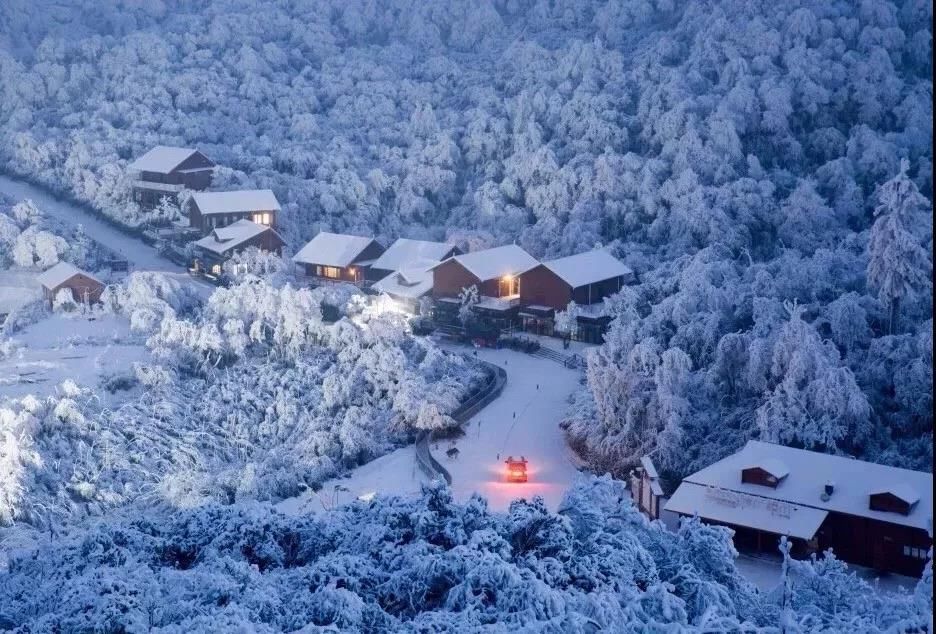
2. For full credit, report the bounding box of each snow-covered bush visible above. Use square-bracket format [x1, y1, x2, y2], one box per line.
[0, 477, 929, 631]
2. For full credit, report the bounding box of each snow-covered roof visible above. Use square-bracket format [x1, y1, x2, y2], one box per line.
[640, 456, 660, 480]
[370, 239, 456, 272]
[666, 482, 829, 540]
[870, 483, 921, 506]
[191, 190, 280, 216]
[542, 249, 633, 288]
[372, 266, 434, 299]
[37, 262, 98, 290]
[667, 440, 933, 532]
[437, 245, 538, 282]
[743, 458, 790, 480]
[292, 232, 379, 267]
[195, 219, 277, 255]
[128, 146, 205, 173]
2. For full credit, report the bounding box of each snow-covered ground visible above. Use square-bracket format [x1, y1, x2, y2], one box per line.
[0, 269, 42, 315]
[0, 313, 148, 404]
[278, 344, 586, 516]
[0, 173, 177, 271]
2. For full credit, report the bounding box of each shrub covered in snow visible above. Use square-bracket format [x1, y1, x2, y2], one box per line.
[0, 477, 930, 631]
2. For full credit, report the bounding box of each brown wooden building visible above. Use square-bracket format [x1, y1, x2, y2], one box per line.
[187, 190, 280, 235]
[292, 232, 385, 285]
[128, 146, 214, 211]
[37, 262, 104, 307]
[191, 219, 285, 279]
[519, 249, 634, 343]
[431, 244, 538, 329]
[666, 441, 933, 577]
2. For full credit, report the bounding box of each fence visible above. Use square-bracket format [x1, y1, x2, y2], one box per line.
[414, 359, 507, 485]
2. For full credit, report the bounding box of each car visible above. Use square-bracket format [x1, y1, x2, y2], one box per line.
[505, 456, 528, 483]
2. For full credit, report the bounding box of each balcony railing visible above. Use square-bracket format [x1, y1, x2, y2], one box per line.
[131, 180, 184, 193]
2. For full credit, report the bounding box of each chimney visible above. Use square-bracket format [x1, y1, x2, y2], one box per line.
[825, 481, 835, 496]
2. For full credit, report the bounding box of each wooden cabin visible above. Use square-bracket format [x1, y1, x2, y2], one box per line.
[128, 146, 214, 211]
[519, 249, 634, 343]
[665, 441, 933, 577]
[431, 244, 538, 329]
[37, 262, 104, 307]
[191, 219, 285, 279]
[291, 232, 385, 286]
[187, 190, 280, 235]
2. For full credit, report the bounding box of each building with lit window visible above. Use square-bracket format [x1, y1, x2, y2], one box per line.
[666, 440, 933, 577]
[431, 244, 538, 330]
[191, 219, 285, 281]
[292, 232, 385, 286]
[187, 190, 280, 235]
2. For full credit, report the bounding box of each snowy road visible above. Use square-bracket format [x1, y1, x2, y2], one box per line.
[0, 174, 178, 272]
[278, 345, 586, 516]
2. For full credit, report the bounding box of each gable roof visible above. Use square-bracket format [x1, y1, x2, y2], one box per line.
[128, 146, 205, 173]
[743, 458, 790, 480]
[871, 483, 921, 506]
[370, 239, 456, 272]
[542, 249, 633, 288]
[667, 440, 933, 532]
[437, 244, 538, 282]
[292, 232, 380, 267]
[191, 190, 280, 216]
[372, 266, 434, 299]
[194, 219, 280, 255]
[37, 262, 99, 290]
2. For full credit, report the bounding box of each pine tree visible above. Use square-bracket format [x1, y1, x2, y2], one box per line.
[867, 160, 932, 334]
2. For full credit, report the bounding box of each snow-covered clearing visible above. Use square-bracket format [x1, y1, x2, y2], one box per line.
[278, 343, 586, 515]
[0, 173, 177, 272]
[0, 313, 148, 404]
[0, 269, 41, 315]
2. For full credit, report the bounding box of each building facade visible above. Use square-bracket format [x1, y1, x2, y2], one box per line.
[128, 146, 214, 211]
[37, 262, 104, 307]
[292, 232, 385, 285]
[191, 219, 285, 279]
[187, 190, 280, 235]
[665, 441, 933, 577]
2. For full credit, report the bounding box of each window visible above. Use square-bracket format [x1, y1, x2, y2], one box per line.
[499, 275, 519, 297]
[317, 266, 342, 279]
[252, 212, 272, 226]
[903, 546, 928, 560]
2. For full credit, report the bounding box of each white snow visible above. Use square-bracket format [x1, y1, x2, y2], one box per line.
[665, 481, 829, 540]
[194, 219, 271, 255]
[474, 295, 520, 311]
[0, 270, 42, 314]
[127, 146, 202, 173]
[191, 189, 280, 215]
[369, 238, 456, 272]
[542, 249, 634, 288]
[372, 266, 434, 299]
[0, 313, 149, 404]
[742, 457, 790, 480]
[278, 344, 585, 515]
[671, 440, 934, 532]
[438, 244, 538, 282]
[0, 174, 181, 271]
[292, 231, 379, 267]
[36, 262, 94, 290]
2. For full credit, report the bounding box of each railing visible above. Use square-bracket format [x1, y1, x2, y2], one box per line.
[414, 360, 507, 485]
[131, 180, 184, 193]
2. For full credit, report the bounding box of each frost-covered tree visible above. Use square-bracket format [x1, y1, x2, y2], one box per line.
[867, 159, 932, 333]
[553, 300, 581, 340]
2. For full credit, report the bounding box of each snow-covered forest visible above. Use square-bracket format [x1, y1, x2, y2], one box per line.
[0, 0, 931, 482]
[0, 0, 932, 628]
[1, 477, 932, 631]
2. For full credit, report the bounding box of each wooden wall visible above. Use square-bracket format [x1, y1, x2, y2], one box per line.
[44, 274, 104, 305]
[519, 265, 572, 309]
[432, 259, 482, 298]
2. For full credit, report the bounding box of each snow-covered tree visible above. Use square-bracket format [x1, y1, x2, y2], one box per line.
[867, 159, 932, 333]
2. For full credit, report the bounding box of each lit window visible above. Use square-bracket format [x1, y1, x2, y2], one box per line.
[317, 266, 342, 279]
[252, 212, 271, 226]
